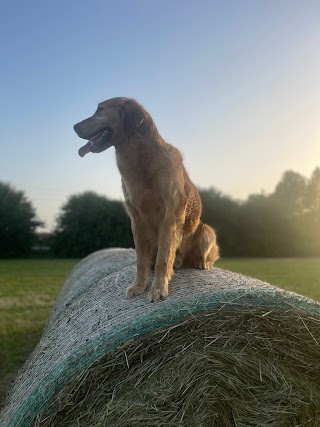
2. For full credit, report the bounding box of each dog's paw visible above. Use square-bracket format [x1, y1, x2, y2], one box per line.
[194, 260, 214, 270]
[203, 261, 214, 270]
[126, 284, 145, 299]
[148, 285, 168, 303]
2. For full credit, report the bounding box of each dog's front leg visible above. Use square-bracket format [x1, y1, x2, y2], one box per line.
[126, 215, 152, 299]
[148, 217, 178, 302]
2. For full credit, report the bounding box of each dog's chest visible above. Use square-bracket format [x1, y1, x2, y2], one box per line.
[117, 150, 167, 225]
[122, 175, 163, 227]
[117, 155, 153, 202]
[122, 177, 158, 208]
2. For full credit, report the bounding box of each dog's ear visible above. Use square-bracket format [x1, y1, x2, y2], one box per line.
[120, 99, 146, 138]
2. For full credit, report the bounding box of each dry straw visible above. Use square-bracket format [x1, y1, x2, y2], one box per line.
[1, 249, 320, 427]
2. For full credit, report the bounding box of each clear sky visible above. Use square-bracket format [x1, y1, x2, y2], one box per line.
[1, 1, 319, 231]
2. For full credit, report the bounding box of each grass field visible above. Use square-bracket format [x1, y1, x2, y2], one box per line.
[217, 258, 320, 301]
[0, 257, 319, 406]
[0, 259, 79, 405]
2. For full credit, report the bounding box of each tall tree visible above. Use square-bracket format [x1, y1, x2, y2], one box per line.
[301, 167, 320, 254]
[272, 170, 306, 216]
[305, 167, 320, 213]
[0, 182, 41, 257]
[52, 192, 133, 257]
[199, 188, 241, 256]
[238, 193, 298, 257]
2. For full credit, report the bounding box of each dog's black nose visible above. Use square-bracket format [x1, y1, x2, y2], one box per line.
[74, 122, 85, 138]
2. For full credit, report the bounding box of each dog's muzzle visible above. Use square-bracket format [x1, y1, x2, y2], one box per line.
[76, 127, 113, 157]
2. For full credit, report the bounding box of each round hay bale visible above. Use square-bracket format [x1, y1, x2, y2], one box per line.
[1, 249, 320, 427]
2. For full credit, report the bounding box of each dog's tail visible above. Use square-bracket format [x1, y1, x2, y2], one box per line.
[199, 223, 220, 266]
[176, 222, 219, 270]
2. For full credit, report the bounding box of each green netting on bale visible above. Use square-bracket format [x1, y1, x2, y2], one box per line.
[1, 249, 320, 427]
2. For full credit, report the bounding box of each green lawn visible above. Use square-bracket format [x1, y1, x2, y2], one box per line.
[0, 259, 79, 406]
[217, 258, 320, 301]
[0, 257, 319, 406]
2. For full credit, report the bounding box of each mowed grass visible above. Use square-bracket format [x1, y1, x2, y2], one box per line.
[0, 259, 79, 405]
[0, 257, 319, 406]
[217, 257, 320, 301]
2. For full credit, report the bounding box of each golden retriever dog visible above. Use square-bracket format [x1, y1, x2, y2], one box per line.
[74, 97, 219, 302]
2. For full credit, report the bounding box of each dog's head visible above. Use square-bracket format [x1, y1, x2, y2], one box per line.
[74, 97, 151, 157]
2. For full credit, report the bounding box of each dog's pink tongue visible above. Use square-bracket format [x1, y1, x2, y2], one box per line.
[78, 142, 92, 157]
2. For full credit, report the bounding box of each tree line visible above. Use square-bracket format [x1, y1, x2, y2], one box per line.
[200, 167, 320, 257]
[1, 167, 319, 258]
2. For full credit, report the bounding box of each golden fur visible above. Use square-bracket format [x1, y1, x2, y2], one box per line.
[74, 97, 219, 302]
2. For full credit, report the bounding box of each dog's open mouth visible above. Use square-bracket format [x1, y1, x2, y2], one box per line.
[78, 127, 113, 157]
